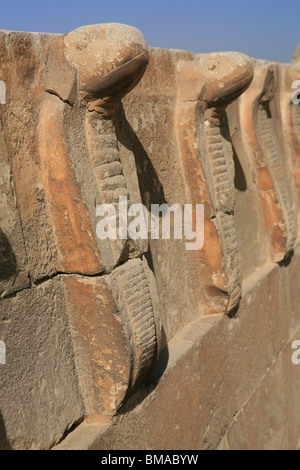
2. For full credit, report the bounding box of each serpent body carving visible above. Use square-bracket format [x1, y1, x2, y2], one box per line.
[203, 107, 241, 312]
[292, 103, 300, 139]
[258, 103, 296, 253]
[200, 53, 253, 313]
[40, 24, 161, 412]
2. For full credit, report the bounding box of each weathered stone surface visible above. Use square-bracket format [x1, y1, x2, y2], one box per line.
[121, 49, 253, 329]
[276, 63, 300, 221]
[177, 52, 253, 314]
[0, 277, 85, 450]
[1, 24, 300, 450]
[0, 123, 30, 297]
[40, 24, 150, 274]
[63, 274, 131, 418]
[224, 329, 300, 450]
[56, 239, 300, 450]
[122, 48, 196, 338]
[44, 26, 161, 392]
[227, 61, 297, 265]
[0, 31, 59, 283]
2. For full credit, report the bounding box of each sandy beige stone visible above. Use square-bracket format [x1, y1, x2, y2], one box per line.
[1, 25, 300, 451]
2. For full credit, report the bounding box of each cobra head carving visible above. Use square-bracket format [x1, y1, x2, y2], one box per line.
[46, 23, 149, 115]
[198, 52, 254, 107]
[40, 24, 160, 417]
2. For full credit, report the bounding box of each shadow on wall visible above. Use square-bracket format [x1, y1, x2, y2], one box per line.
[221, 112, 247, 192]
[114, 105, 167, 210]
[232, 144, 247, 192]
[0, 228, 17, 281]
[0, 411, 11, 450]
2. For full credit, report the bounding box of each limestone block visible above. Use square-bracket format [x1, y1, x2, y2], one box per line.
[62, 274, 131, 418]
[0, 277, 85, 450]
[1, 23, 300, 451]
[0, 23, 162, 449]
[123, 48, 199, 338]
[225, 329, 300, 450]
[42, 24, 150, 271]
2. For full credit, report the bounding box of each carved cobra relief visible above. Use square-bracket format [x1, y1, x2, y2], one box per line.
[176, 52, 253, 314]
[257, 101, 296, 254]
[109, 258, 158, 390]
[38, 24, 161, 415]
[202, 105, 241, 314]
[231, 64, 297, 263]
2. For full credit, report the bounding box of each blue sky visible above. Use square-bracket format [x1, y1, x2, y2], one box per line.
[1, 0, 299, 63]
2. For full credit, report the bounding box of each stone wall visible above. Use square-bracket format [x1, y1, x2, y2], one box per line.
[0, 24, 300, 450]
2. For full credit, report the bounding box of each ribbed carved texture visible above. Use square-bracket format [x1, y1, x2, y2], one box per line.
[258, 104, 296, 252]
[110, 259, 157, 388]
[86, 112, 158, 391]
[86, 114, 129, 204]
[216, 213, 241, 312]
[204, 119, 233, 212]
[203, 110, 241, 313]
